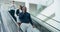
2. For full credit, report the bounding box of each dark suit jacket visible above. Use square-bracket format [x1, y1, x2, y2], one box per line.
[9, 9, 16, 21]
[9, 9, 15, 16]
[19, 12, 33, 25]
[16, 9, 20, 16]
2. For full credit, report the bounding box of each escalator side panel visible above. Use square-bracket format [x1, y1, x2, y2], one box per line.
[1, 10, 18, 32]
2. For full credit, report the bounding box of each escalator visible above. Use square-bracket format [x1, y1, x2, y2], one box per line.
[0, 7, 60, 32]
[0, 12, 7, 32]
[31, 14, 60, 32]
[0, 12, 1, 32]
[0, 9, 19, 32]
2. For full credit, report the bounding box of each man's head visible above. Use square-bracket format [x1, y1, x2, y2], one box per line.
[19, 5, 23, 10]
[12, 1, 15, 6]
[22, 6, 27, 13]
[12, 1, 15, 4]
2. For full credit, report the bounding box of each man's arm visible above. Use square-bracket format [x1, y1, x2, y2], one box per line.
[29, 14, 33, 25]
[16, 9, 19, 16]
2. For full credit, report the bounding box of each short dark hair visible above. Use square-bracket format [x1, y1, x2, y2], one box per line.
[12, 1, 15, 2]
[20, 5, 23, 10]
[12, 1, 15, 4]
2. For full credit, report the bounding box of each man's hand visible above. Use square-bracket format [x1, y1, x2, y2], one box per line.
[33, 25, 35, 28]
[17, 22, 21, 26]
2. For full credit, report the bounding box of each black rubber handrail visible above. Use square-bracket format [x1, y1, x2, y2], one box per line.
[31, 14, 60, 31]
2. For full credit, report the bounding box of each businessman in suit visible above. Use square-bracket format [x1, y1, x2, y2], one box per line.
[19, 6, 33, 32]
[9, 1, 17, 21]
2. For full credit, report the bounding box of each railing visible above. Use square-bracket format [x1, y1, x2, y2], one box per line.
[31, 14, 60, 32]
[0, 10, 19, 32]
[0, 12, 7, 32]
[0, 12, 1, 32]
[40, 13, 60, 23]
[7, 11, 23, 32]
[32, 19, 51, 32]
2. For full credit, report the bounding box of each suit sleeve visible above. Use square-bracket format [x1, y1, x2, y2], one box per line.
[16, 9, 19, 16]
[29, 14, 33, 25]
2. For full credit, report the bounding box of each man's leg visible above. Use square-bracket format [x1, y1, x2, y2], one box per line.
[27, 24, 33, 32]
[20, 23, 28, 32]
[32, 28, 40, 32]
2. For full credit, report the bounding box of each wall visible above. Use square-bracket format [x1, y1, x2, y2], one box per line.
[53, 0, 60, 21]
[14, 0, 53, 6]
[29, 4, 37, 15]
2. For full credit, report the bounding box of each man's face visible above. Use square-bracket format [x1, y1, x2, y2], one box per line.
[22, 7, 26, 13]
[12, 1, 14, 4]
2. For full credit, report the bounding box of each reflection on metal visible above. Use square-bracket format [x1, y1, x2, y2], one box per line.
[44, 13, 55, 21]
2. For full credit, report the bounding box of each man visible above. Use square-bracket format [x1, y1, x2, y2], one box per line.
[19, 6, 33, 32]
[9, 1, 17, 21]
[16, 5, 23, 23]
[16, 5, 22, 16]
[16, 5, 23, 32]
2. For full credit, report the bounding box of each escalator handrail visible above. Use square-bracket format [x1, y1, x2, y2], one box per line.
[7, 11, 23, 32]
[31, 14, 60, 31]
[0, 12, 8, 32]
[7, 11, 19, 27]
[32, 19, 52, 32]
[40, 13, 60, 23]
